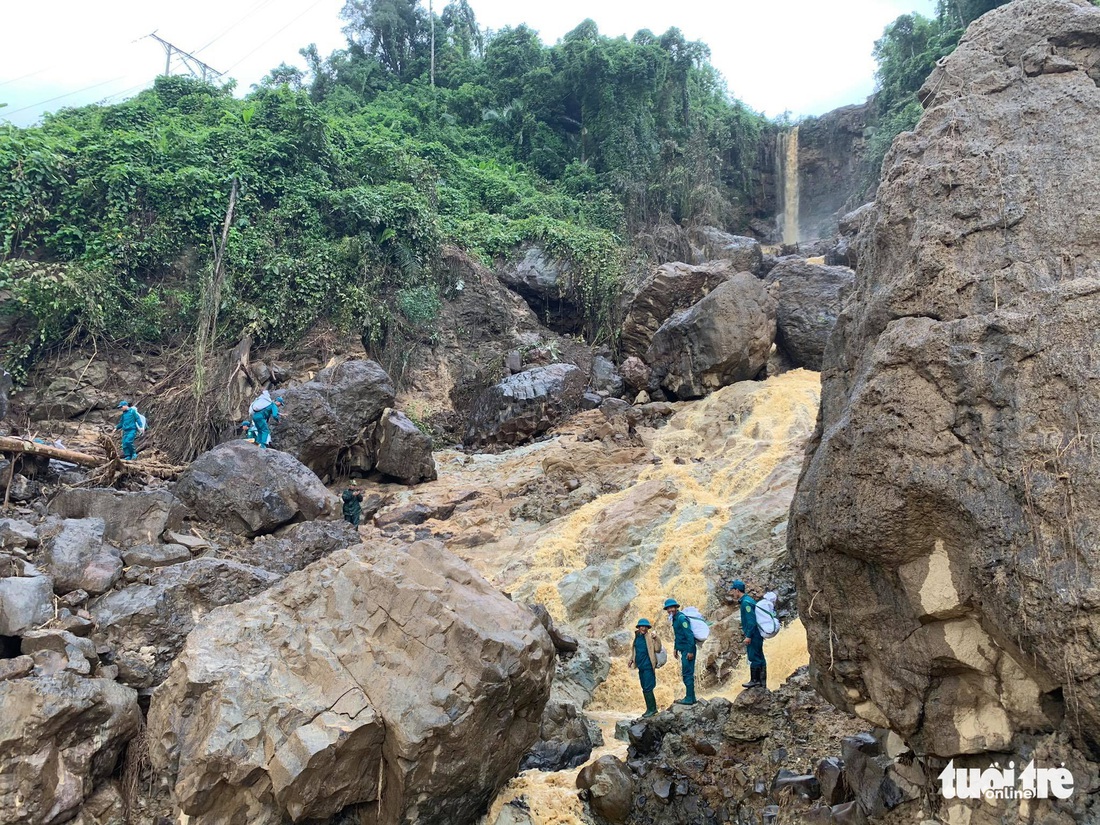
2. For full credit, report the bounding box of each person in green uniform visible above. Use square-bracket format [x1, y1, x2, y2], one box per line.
[730, 579, 766, 689]
[342, 480, 364, 526]
[115, 401, 139, 461]
[664, 597, 697, 705]
[627, 618, 663, 718]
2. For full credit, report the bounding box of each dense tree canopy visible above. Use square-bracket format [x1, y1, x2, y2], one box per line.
[0, 3, 770, 379]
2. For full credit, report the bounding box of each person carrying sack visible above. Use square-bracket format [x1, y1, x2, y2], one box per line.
[664, 597, 697, 705]
[730, 579, 767, 689]
[627, 618, 664, 718]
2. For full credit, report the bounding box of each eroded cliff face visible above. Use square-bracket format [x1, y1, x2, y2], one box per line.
[790, 0, 1100, 787]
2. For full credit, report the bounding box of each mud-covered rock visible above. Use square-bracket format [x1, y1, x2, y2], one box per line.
[50, 488, 185, 547]
[175, 441, 338, 537]
[275, 359, 396, 476]
[372, 407, 437, 484]
[620, 260, 740, 358]
[0, 674, 140, 824]
[790, 0, 1100, 772]
[765, 259, 854, 370]
[577, 755, 633, 824]
[464, 364, 586, 448]
[646, 273, 776, 399]
[148, 541, 554, 825]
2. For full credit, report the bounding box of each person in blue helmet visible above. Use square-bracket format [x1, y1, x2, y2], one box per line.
[250, 394, 284, 449]
[115, 400, 140, 460]
[664, 597, 696, 705]
[730, 579, 766, 689]
[627, 617, 664, 718]
[238, 419, 259, 443]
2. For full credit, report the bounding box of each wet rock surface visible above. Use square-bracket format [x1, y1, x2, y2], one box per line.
[765, 259, 854, 370]
[645, 272, 776, 399]
[275, 358, 396, 476]
[464, 363, 587, 448]
[175, 441, 338, 536]
[790, 0, 1100, 819]
[148, 540, 554, 825]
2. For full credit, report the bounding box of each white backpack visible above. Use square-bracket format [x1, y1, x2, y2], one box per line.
[756, 592, 780, 639]
[249, 390, 272, 413]
[134, 408, 148, 434]
[681, 606, 710, 642]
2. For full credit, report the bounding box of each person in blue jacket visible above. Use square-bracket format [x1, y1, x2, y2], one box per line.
[730, 579, 766, 689]
[115, 400, 139, 460]
[664, 597, 696, 705]
[251, 396, 283, 449]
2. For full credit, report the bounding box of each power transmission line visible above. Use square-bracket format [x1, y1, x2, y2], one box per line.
[0, 67, 49, 89]
[193, 0, 281, 55]
[2, 75, 129, 118]
[223, 0, 330, 74]
[147, 32, 223, 82]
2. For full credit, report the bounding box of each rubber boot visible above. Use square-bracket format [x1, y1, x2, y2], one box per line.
[758, 665, 768, 691]
[685, 679, 697, 705]
[742, 666, 760, 688]
[642, 691, 657, 717]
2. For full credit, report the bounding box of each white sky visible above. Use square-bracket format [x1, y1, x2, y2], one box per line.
[0, 0, 936, 128]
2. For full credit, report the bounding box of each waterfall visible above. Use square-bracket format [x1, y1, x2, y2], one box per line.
[777, 126, 800, 245]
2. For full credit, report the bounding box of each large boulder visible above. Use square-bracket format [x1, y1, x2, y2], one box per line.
[576, 755, 633, 824]
[372, 407, 437, 484]
[175, 441, 338, 537]
[464, 364, 586, 448]
[765, 259, 855, 370]
[620, 260, 739, 357]
[148, 541, 554, 825]
[498, 246, 582, 333]
[645, 273, 776, 399]
[275, 359, 396, 477]
[90, 558, 280, 688]
[688, 227, 763, 273]
[790, 0, 1100, 766]
[39, 518, 122, 596]
[0, 574, 54, 635]
[0, 675, 140, 824]
[49, 488, 185, 546]
[232, 519, 361, 576]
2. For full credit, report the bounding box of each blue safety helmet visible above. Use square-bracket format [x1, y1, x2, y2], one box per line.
[730, 580, 746, 593]
[117, 400, 131, 408]
[276, 396, 284, 403]
[663, 598, 679, 609]
[636, 618, 652, 628]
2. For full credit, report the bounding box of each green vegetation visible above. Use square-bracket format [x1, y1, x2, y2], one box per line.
[0, 1, 770, 377]
[866, 0, 1013, 180]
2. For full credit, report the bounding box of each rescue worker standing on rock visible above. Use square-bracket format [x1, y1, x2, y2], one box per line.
[251, 395, 283, 450]
[627, 618, 663, 718]
[115, 400, 139, 461]
[731, 579, 767, 689]
[342, 480, 364, 526]
[664, 598, 697, 705]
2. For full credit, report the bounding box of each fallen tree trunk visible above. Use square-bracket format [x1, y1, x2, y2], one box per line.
[0, 436, 105, 467]
[0, 435, 184, 482]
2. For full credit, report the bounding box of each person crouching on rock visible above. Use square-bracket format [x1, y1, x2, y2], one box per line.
[238, 419, 259, 443]
[115, 400, 139, 461]
[342, 480, 364, 526]
[627, 618, 662, 718]
[730, 579, 766, 689]
[664, 598, 697, 705]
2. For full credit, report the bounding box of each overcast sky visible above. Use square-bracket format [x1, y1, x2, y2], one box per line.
[1, 0, 937, 128]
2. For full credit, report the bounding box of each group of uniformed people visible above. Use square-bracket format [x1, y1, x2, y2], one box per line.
[628, 581, 769, 718]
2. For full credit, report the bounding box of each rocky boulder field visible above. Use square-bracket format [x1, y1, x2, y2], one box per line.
[3, 3, 1100, 824]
